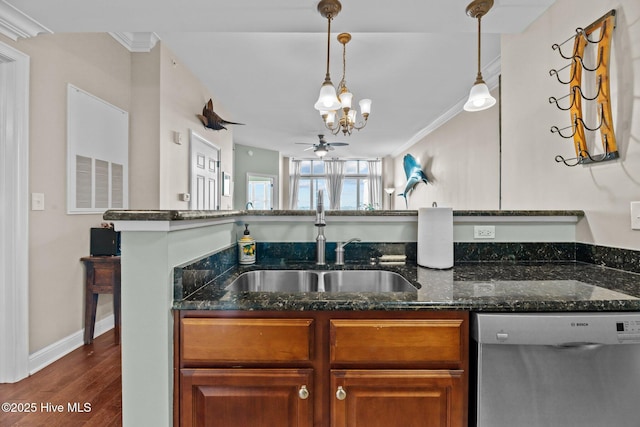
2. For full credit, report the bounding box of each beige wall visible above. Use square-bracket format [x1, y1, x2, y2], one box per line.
[1, 34, 235, 355]
[501, 0, 640, 250]
[395, 0, 640, 251]
[130, 44, 161, 209]
[0, 33, 132, 353]
[158, 43, 234, 210]
[393, 89, 501, 210]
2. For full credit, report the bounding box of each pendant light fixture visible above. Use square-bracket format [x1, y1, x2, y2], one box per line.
[313, 0, 342, 112]
[463, 0, 496, 112]
[320, 32, 372, 136]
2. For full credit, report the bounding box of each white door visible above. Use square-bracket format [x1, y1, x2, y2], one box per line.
[190, 130, 221, 210]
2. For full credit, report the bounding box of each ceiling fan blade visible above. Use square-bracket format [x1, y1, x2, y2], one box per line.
[303, 146, 315, 151]
[327, 142, 349, 147]
[295, 142, 315, 145]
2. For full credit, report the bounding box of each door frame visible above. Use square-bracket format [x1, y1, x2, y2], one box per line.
[0, 42, 30, 383]
[246, 172, 278, 210]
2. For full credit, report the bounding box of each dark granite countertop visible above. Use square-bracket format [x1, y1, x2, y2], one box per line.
[105, 209, 584, 221]
[174, 261, 640, 312]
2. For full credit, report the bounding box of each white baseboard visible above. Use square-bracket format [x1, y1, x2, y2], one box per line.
[28, 314, 115, 375]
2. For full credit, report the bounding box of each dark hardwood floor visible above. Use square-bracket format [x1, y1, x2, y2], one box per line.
[0, 330, 122, 426]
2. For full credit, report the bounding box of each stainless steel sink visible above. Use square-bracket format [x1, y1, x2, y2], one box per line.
[225, 270, 319, 292]
[321, 270, 417, 293]
[225, 270, 417, 293]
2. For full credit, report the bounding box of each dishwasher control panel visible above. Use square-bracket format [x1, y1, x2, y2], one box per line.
[616, 319, 640, 343]
[473, 313, 640, 345]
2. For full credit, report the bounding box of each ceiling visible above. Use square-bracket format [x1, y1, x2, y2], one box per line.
[5, 0, 556, 158]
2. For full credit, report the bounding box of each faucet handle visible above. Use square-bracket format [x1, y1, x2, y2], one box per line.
[338, 238, 361, 249]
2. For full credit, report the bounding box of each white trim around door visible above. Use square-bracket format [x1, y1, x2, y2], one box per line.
[0, 41, 30, 383]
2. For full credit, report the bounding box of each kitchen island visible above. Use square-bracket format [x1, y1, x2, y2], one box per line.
[104, 209, 640, 427]
[173, 259, 639, 427]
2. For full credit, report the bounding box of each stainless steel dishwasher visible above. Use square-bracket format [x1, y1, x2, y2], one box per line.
[472, 312, 640, 427]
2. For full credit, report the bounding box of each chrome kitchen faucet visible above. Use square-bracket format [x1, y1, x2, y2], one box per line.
[315, 189, 326, 265]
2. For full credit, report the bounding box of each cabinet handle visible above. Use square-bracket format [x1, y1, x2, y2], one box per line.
[298, 385, 310, 400]
[336, 386, 347, 400]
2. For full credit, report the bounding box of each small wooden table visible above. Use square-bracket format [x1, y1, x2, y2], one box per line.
[81, 256, 121, 345]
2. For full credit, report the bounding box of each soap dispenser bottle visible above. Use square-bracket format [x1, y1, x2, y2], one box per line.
[238, 224, 256, 265]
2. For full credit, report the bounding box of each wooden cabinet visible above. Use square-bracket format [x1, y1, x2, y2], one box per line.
[175, 311, 468, 427]
[329, 318, 467, 427]
[331, 370, 464, 427]
[180, 368, 313, 427]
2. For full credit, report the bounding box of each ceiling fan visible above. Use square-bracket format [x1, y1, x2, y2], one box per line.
[295, 134, 349, 157]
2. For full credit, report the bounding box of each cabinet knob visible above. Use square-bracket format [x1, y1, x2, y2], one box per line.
[298, 385, 310, 400]
[336, 386, 347, 400]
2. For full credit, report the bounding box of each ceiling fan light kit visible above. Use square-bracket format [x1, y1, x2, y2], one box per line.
[314, 0, 371, 136]
[463, 0, 496, 112]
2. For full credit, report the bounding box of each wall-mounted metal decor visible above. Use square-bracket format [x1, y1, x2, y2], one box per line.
[549, 10, 617, 166]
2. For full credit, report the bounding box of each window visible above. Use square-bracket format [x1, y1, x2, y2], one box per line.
[67, 85, 129, 213]
[292, 159, 380, 210]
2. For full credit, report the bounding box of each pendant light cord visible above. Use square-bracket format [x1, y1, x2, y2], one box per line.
[325, 16, 332, 79]
[476, 15, 484, 82]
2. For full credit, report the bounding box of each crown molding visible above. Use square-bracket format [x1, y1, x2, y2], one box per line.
[109, 32, 160, 52]
[0, 1, 51, 40]
[391, 55, 501, 158]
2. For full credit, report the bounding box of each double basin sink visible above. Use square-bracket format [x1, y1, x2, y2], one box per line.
[226, 269, 417, 293]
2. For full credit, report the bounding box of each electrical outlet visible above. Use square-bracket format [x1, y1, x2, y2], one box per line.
[474, 225, 495, 239]
[631, 202, 640, 230]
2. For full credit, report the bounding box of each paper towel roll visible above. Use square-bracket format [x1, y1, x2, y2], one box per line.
[417, 207, 453, 269]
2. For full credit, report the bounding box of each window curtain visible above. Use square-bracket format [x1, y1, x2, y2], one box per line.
[324, 159, 345, 210]
[289, 160, 301, 209]
[367, 160, 382, 209]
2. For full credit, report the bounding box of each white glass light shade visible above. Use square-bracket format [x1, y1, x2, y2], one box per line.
[315, 146, 329, 157]
[359, 98, 372, 116]
[347, 109, 356, 123]
[314, 82, 342, 111]
[463, 82, 496, 112]
[384, 187, 395, 195]
[339, 91, 353, 109]
[325, 111, 336, 126]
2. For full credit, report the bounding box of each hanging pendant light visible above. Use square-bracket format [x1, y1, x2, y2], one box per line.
[464, 0, 496, 112]
[319, 32, 372, 136]
[314, 0, 342, 112]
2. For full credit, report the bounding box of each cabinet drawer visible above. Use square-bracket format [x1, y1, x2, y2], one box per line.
[181, 318, 314, 364]
[330, 319, 464, 365]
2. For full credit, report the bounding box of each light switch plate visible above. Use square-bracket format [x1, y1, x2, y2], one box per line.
[631, 202, 640, 230]
[32, 193, 45, 211]
[474, 225, 495, 239]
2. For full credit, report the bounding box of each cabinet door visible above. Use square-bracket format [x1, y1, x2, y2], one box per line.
[331, 370, 465, 427]
[180, 368, 313, 427]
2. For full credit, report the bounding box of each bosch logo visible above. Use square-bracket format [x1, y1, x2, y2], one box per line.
[570, 322, 589, 327]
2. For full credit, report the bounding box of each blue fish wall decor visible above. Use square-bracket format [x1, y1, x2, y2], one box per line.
[399, 154, 428, 208]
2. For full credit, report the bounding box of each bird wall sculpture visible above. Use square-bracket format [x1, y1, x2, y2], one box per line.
[197, 98, 244, 131]
[399, 154, 429, 208]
